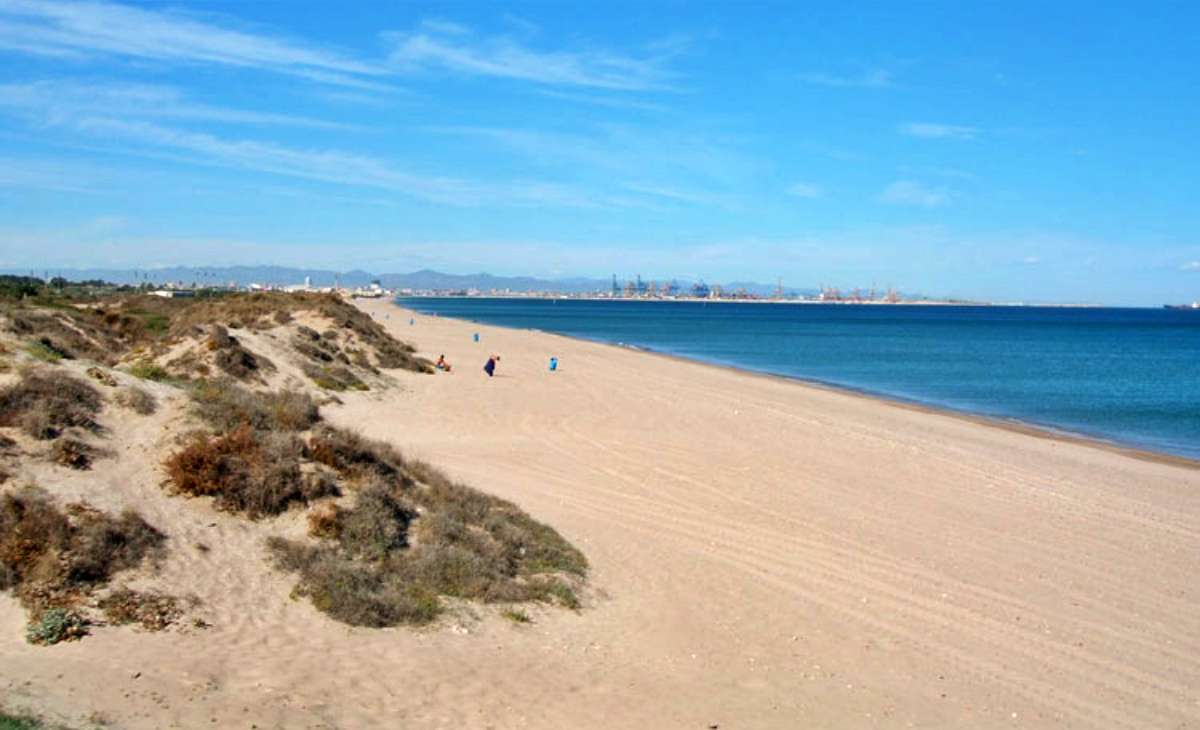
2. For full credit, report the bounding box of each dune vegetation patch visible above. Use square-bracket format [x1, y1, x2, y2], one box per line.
[48, 438, 102, 471]
[2, 289, 431, 393]
[205, 324, 275, 381]
[164, 423, 337, 518]
[270, 427, 587, 627]
[188, 379, 319, 433]
[98, 588, 186, 631]
[114, 386, 157, 415]
[0, 368, 104, 440]
[0, 488, 166, 644]
[160, 380, 587, 627]
[162, 380, 334, 518]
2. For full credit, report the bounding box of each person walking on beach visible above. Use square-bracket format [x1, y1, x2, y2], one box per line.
[483, 354, 499, 377]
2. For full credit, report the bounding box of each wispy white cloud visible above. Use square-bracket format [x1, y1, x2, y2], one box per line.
[435, 123, 755, 180]
[418, 18, 470, 36]
[386, 21, 679, 91]
[878, 180, 949, 207]
[0, 0, 390, 87]
[900, 122, 977, 140]
[798, 69, 892, 88]
[75, 117, 462, 198]
[1022, 255, 1041, 264]
[536, 89, 667, 112]
[1181, 261, 1200, 272]
[786, 182, 823, 199]
[0, 80, 359, 130]
[0, 156, 101, 193]
[897, 165, 977, 181]
[622, 182, 733, 208]
[10, 112, 669, 211]
[501, 14, 539, 38]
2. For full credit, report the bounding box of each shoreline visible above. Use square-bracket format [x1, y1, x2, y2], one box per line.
[391, 294, 1121, 308]
[391, 301, 1200, 471]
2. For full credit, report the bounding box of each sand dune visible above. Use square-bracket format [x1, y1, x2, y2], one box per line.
[4, 299, 1198, 729]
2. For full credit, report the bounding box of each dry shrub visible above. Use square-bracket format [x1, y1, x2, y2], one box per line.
[302, 363, 368, 392]
[349, 348, 379, 374]
[85, 366, 117, 387]
[308, 425, 404, 482]
[306, 503, 343, 539]
[208, 325, 274, 381]
[50, 438, 98, 470]
[0, 488, 165, 636]
[164, 425, 335, 517]
[168, 292, 316, 332]
[65, 504, 166, 585]
[214, 345, 273, 381]
[0, 367, 103, 439]
[313, 299, 432, 374]
[292, 329, 349, 365]
[290, 300, 431, 376]
[115, 386, 157, 415]
[0, 488, 71, 603]
[207, 324, 233, 350]
[270, 427, 587, 627]
[337, 482, 415, 560]
[189, 380, 319, 432]
[3, 299, 179, 366]
[98, 588, 182, 631]
[7, 310, 110, 363]
[268, 540, 441, 627]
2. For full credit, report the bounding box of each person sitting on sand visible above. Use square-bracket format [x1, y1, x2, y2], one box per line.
[483, 354, 499, 377]
[435, 354, 452, 372]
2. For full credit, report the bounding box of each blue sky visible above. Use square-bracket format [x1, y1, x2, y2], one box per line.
[0, 1, 1197, 304]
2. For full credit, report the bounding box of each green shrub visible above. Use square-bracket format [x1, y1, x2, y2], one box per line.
[126, 360, 171, 382]
[25, 607, 88, 645]
[502, 608, 531, 624]
[0, 710, 47, 729]
[23, 340, 64, 363]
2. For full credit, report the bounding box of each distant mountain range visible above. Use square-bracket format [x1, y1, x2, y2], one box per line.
[1, 265, 812, 297]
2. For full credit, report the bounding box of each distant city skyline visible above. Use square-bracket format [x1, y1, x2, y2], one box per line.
[0, 1, 1197, 306]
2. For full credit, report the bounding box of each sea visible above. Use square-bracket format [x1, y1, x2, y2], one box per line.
[397, 298, 1200, 461]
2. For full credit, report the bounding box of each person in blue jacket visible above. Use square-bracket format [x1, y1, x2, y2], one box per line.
[483, 354, 499, 377]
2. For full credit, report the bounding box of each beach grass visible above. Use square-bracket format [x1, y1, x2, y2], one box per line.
[0, 712, 45, 730]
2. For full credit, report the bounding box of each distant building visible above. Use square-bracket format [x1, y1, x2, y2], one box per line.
[151, 289, 195, 298]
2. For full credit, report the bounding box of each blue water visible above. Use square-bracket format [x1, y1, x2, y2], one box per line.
[398, 298, 1200, 460]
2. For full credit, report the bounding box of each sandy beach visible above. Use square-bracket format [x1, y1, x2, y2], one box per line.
[4, 298, 1199, 729]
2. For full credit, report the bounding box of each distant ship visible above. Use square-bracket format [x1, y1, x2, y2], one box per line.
[1164, 301, 1200, 310]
